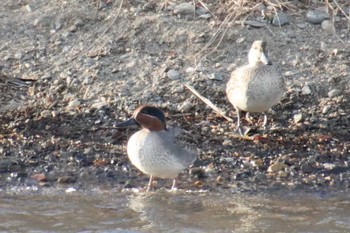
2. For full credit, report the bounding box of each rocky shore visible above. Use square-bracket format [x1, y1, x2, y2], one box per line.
[0, 0, 349, 193]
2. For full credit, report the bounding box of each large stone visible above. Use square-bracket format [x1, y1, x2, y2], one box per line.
[272, 12, 290, 26]
[306, 9, 330, 24]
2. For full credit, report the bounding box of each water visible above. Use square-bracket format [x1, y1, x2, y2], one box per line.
[0, 188, 349, 233]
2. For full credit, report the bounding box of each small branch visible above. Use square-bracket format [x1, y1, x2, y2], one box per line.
[183, 83, 234, 122]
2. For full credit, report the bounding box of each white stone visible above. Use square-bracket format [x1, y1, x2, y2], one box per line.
[167, 69, 181, 80]
[301, 85, 312, 95]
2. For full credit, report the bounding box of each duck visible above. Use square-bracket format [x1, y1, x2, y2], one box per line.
[226, 40, 285, 135]
[0, 73, 35, 113]
[116, 105, 197, 191]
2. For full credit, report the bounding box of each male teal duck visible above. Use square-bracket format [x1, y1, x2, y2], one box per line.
[116, 105, 197, 191]
[226, 40, 285, 135]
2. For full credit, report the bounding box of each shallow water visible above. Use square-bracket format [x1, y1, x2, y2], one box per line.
[0, 188, 350, 233]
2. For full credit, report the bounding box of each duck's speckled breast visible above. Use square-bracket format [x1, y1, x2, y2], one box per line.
[127, 128, 196, 179]
[227, 64, 285, 112]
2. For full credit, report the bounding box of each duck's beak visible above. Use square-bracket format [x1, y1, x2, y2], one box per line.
[115, 118, 138, 128]
[260, 52, 272, 65]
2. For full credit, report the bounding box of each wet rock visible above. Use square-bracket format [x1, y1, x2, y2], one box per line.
[323, 166, 348, 175]
[328, 89, 341, 98]
[0, 160, 23, 173]
[272, 12, 290, 26]
[167, 69, 181, 80]
[306, 9, 330, 24]
[189, 167, 206, 179]
[301, 163, 313, 173]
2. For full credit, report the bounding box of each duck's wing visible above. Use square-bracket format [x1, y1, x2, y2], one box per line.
[167, 127, 198, 165]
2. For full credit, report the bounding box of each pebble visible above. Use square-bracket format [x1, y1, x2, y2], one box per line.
[65, 187, 77, 193]
[321, 20, 335, 34]
[91, 101, 107, 109]
[267, 163, 288, 173]
[58, 176, 77, 184]
[69, 25, 77, 32]
[67, 99, 81, 108]
[301, 85, 312, 95]
[251, 159, 263, 168]
[320, 41, 328, 51]
[74, 19, 85, 27]
[31, 173, 48, 182]
[173, 3, 194, 15]
[272, 12, 290, 26]
[297, 23, 307, 29]
[301, 163, 313, 173]
[199, 13, 211, 19]
[179, 100, 193, 112]
[167, 69, 181, 80]
[222, 139, 232, 146]
[322, 105, 332, 114]
[40, 110, 52, 118]
[306, 9, 330, 24]
[284, 71, 294, 77]
[243, 20, 265, 28]
[208, 72, 223, 81]
[236, 37, 245, 44]
[172, 85, 184, 93]
[25, 4, 32, 12]
[328, 89, 341, 98]
[14, 52, 23, 60]
[293, 113, 303, 123]
[277, 170, 289, 178]
[323, 163, 336, 169]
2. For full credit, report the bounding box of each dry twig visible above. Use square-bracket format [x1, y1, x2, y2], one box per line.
[184, 83, 234, 122]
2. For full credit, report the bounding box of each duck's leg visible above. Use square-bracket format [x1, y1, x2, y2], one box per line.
[235, 107, 243, 136]
[171, 177, 178, 191]
[245, 112, 254, 125]
[262, 112, 268, 130]
[146, 175, 154, 192]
